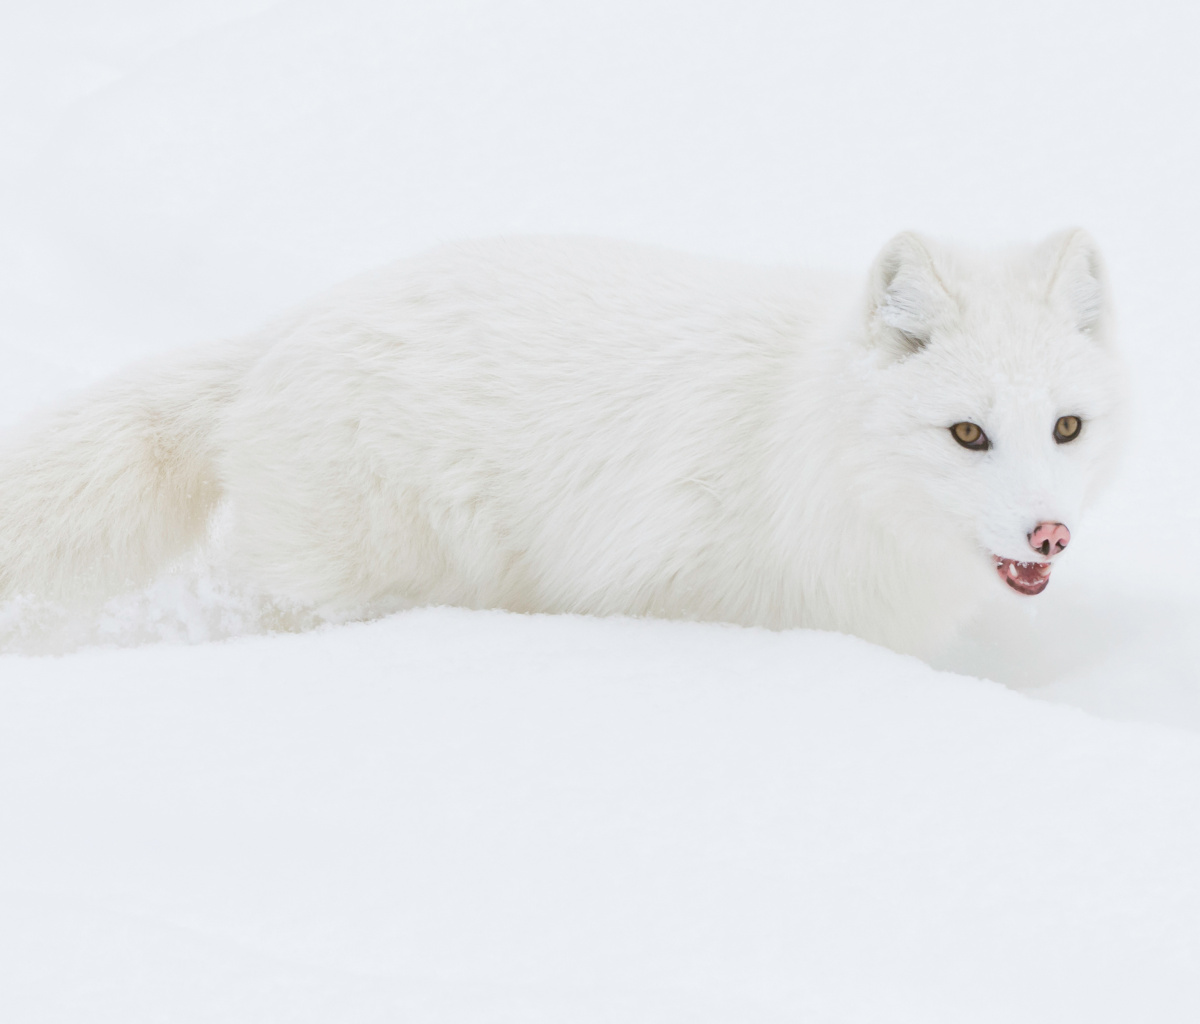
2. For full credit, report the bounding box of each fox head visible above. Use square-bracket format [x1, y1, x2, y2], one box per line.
[856, 228, 1127, 599]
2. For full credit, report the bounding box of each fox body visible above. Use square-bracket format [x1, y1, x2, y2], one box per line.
[0, 232, 1125, 656]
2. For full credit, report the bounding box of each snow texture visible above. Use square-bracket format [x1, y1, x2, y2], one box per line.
[1, 1, 1199, 1020]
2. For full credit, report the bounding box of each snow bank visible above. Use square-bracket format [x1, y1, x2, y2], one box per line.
[3, 610, 1200, 1022]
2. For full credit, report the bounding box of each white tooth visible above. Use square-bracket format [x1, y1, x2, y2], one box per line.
[1009, 563, 1018, 577]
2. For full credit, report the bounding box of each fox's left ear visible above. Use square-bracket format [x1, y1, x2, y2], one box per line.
[1041, 229, 1113, 344]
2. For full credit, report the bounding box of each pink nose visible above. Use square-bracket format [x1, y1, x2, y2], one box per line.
[1028, 521, 1070, 558]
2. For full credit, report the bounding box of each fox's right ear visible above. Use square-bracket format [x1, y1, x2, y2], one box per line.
[864, 232, 956, 358]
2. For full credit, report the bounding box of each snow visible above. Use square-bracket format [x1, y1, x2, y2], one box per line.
[5, 612, 1200, 1021]
[1, 1, 1199, 1019]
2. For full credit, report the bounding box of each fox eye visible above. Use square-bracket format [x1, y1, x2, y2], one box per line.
[1054, 415, 1082, 443]
[951, 421, 990, 451]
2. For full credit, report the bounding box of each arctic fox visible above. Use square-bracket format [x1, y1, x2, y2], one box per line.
[0, 231, 1125, 656]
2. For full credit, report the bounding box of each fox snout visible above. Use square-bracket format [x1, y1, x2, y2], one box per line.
[1028, 521, 1070, 558]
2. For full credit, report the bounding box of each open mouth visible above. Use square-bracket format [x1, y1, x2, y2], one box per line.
[993, 556, 1052, 596]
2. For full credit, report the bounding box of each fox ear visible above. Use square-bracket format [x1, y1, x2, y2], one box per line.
[1042, 228, 1111, 342]
[865, 231, 955, 357]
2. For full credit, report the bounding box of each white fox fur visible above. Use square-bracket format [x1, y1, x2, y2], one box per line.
[0, 232, 1126, 656]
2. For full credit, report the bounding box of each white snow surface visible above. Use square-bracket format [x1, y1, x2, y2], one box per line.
[1, 1, 1199, 1019]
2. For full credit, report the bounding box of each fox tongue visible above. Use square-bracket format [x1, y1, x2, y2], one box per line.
[994, 557, 1052, 595]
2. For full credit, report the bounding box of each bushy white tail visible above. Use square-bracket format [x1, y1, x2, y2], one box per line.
[0, 342, 254, 603]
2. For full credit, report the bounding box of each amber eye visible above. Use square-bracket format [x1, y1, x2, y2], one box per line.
[1054, 415, 1082, 444]
[951, 421, 990, 451]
